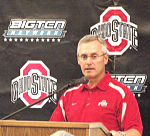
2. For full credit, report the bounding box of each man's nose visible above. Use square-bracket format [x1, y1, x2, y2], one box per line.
[86, 57, 93, 64]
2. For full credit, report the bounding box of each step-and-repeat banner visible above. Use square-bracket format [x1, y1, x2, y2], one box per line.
[0, 0, 150, 135]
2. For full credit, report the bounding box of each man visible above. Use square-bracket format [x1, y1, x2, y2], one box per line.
[50, 34, 143, 136]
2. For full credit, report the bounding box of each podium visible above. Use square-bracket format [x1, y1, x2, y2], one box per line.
[0, 120, 111, 136]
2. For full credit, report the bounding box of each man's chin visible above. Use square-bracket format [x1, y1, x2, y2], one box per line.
[84, 74, 96, 80]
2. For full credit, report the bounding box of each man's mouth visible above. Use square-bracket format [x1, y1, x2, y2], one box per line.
[85, 68, 94, 71]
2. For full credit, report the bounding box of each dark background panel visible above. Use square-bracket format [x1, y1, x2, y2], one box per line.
[0, 0, 150, 135]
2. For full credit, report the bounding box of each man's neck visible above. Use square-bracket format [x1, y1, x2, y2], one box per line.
[87, 72, 106, 88]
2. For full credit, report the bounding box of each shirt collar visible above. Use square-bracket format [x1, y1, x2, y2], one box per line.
[81, 71, 111, 91]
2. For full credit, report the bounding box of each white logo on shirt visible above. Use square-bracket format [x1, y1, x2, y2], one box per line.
[98, 100, 107, 107]
[72, 102, 77, 106]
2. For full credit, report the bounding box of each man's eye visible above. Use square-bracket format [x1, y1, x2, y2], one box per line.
[81, 55, 87, 59]
[91, 55, 98, 59]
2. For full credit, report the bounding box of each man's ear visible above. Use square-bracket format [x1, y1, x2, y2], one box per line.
[77, 56, 80, 65]
[104, 54, 109, 65]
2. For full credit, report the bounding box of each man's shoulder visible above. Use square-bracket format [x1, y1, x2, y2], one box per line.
[108, 76, 132, 98]
[109, 75, 128, 88]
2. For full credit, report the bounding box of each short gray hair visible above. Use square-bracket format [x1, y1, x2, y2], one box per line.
[77, 34, 107, 55]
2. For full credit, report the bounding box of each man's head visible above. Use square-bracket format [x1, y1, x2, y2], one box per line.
[77, 34, 108, 81]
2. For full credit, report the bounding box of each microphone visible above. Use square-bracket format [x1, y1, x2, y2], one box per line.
[1, 76, 89, 120]
[66, 76, 89, 88]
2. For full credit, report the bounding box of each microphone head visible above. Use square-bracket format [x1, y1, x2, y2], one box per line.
[69, 76, 89, 87]
[78, 76, 89, 84]
[63, 76, 89, 90]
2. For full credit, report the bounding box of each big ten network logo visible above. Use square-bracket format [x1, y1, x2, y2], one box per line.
[11, 61, 57, 108]
[90, 7, 137, 55]
[3, 19, 67, 42]
[111, 74, 147, 97]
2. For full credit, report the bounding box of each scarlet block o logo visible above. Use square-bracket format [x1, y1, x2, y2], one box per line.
[11, 60, 57, 108]
[90, 7, 138, 55]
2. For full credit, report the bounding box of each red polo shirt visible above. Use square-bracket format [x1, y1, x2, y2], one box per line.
[50, 72, 143, 134]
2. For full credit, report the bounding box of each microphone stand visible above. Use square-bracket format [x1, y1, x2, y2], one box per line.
[1, 81, 75, 120]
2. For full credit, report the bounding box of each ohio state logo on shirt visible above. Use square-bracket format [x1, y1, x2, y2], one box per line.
[90, 6, 138, 55]
[11, 60, 57, 108]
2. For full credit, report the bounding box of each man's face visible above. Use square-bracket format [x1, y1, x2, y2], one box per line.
[77, 40, 108, 80]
